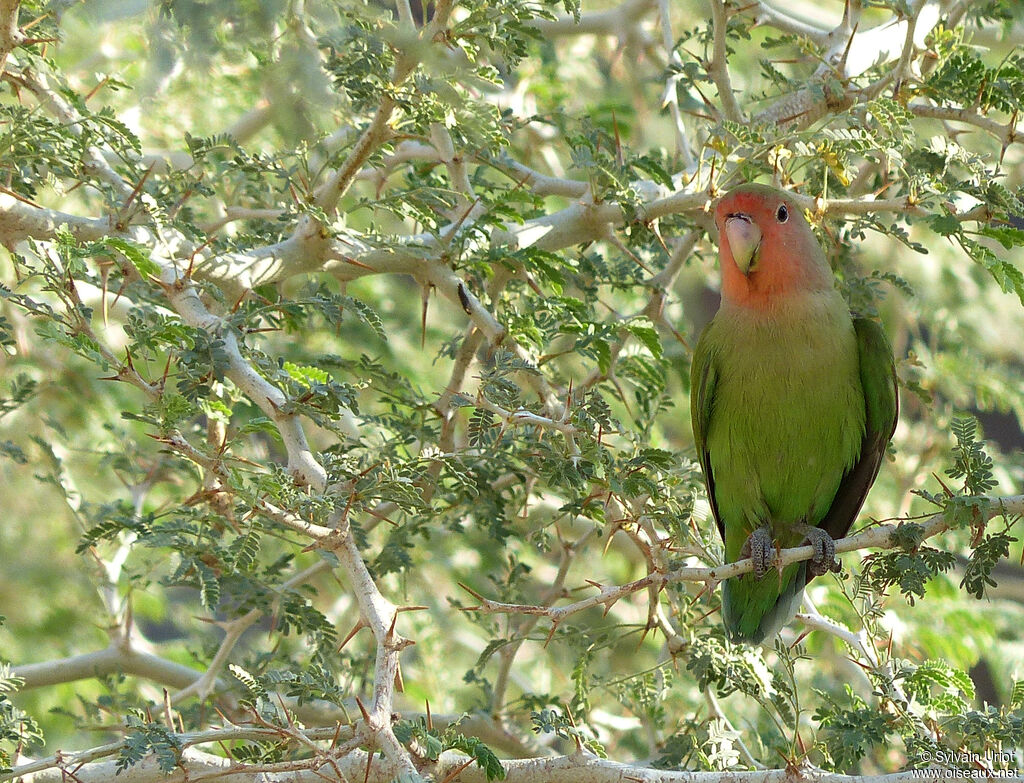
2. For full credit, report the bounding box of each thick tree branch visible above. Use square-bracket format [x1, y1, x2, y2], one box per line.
[908, 101, 1024, 148]
[12, 745, 1021, 783]
[463, 495, 1024, 625]
[752, 1, 942, 128]
[163, 278, 327, 489]
[532, 0, 655, 37]
[0, 0, 22, 73]
[325, 505, 419, 777]
[742, 1, 830, 45]
[10, 746, 400, 783]
[13, 646, 201, 692]
[709, 0, 744, 123]
[433, 751, 1022, 782]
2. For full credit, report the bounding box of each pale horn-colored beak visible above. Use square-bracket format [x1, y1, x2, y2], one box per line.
[724, 213, 762, 274]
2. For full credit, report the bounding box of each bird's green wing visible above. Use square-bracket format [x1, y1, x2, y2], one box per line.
[817, 316, 899, 543]
[690, 327, 723, 540]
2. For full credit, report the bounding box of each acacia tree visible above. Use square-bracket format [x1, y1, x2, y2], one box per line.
[1, 0, 1024, 780]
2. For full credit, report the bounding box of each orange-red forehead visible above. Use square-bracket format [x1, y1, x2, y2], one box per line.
[714, 189, 787, 222]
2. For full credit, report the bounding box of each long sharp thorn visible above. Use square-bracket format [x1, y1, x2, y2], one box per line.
[694, 605, 719, 624]
[543, 620, 559, 648]
[355, 696, 371, 725]
[839, 22, 859, 70]
[439, 756, 477, 783]
[421, 285, 430, 348]
[386, 612, 399, 644]
[110, 277, 129, 310]
[330, 721, 343, 749]
[337, 620, 365, 651]
[611, 109, 623, 169]
[601, 596, 619, 617]
[161, 354, 172, 387]
[123, 163, 154, 212]
[276, 692, 293, 727]
[457, 582, 486, 602]
[362, 743, 373, 783]
[101, 266, 109, 328]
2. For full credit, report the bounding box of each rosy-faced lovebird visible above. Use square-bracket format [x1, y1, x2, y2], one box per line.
[690, 183, 899, 644]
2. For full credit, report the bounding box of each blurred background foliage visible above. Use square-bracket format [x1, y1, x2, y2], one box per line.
[1, 0, 1024, 776]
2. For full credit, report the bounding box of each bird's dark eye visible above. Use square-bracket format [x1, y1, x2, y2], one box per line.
[776, 204, 789, 223]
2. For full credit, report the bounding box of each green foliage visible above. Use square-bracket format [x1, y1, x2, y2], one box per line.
[2, 0, 1024, 780]
[530, 707, 605, 756]
[814, 687, 894, 770]
[117, 714, 183, 774]
[0, 664, 43, 773]
[922, 28, 1024, 115]
[394, 718, 506, 780]
[861, 544, 957, 605]
[960, 529, 1018, 599]
[946, 416, 997, 495]
[654, 720, 743, 771]
[0, 373, 38, 419]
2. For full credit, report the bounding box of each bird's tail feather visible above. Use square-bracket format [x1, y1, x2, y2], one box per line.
[722, 562, 806, 645]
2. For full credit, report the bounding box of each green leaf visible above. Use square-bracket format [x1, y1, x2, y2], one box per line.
[960, 530, 1017, 599]
[283, 361, 330, 387]
[624, 318, 662, 359]
[104, 238, 162, 279]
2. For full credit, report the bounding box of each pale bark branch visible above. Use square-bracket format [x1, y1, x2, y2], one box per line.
[709, 0, 744, 123]
[0, 0, 23, 73]
[492, 155, 590, 198]
[6, 66, 135, 202]
[10, 746, 400, 783]
[908, 101, 1024, 148]
[464, 495, 1024, 625]
[11, 741, 1020, 783]
[163, 279, 327, 490]
[742, 1, 830, 45]
[752, 1, 942, 129]
[432, 750, 1022, 782]
[532, 0, 655, 37]
[657, 0, 696, 167]
[323, 504, 419, 776]
[13, 646, 202, 692]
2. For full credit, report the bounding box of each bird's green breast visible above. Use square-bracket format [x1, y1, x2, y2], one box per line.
[703, 290, 865, 562]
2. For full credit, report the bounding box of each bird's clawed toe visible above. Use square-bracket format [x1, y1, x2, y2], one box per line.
[795, 523, 840, 576]
[740, 526, 775, 579]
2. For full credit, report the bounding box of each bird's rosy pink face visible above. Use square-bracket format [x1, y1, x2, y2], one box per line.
[715, 189, 796, 275]
[713, 185, 831, 307]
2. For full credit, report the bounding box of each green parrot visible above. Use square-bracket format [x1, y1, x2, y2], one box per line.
[690, 183, 899, 644]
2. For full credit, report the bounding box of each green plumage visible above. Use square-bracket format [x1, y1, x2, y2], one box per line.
[691, 294, 898, 644]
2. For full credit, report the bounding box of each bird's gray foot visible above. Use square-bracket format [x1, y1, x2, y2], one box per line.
[795, 523, 839, 576]
[740, 526, 775, 579]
